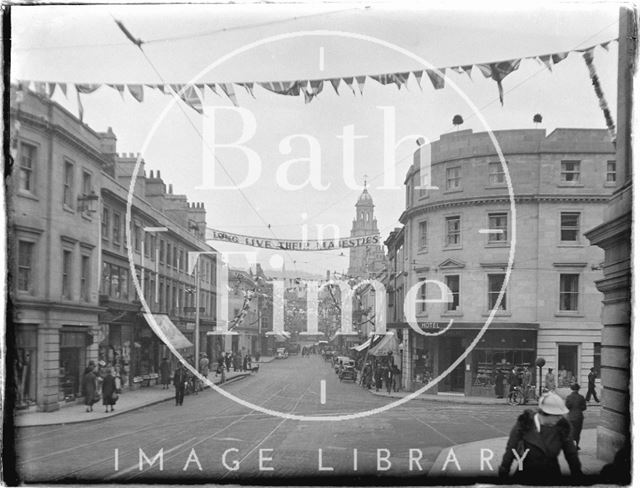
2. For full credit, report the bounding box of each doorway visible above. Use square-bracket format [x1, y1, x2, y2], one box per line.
[557, 344, 579, 388]
[438, 337, 465, 392]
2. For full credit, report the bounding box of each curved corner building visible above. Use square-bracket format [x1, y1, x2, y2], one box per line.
[387, 128, 616, 397]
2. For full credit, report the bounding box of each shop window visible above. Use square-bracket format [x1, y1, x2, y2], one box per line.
[60, 330, 88, 399]
[16, 326, 37, 407]
[445, 216, 461, 247]
[62, 250, 72, 299]
[606, 160, 616, 183]
[418, 221, 428, 251]
[445, 275, 460, 311]
[559, 273, 579, 311]
[17, 240, 34, 293]
[558, 344, 579, 388]
[560, 160, 580, 183]
[488, 212, 508, 242]
[63, 159, 74, 208]
[488, 162, 506, 186]
[560, 212, 580, 242]
[488, 273, 507, 311]
[19, 141, 37, 193]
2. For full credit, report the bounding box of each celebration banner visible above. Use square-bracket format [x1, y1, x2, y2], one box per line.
[205, 227, 381, 251]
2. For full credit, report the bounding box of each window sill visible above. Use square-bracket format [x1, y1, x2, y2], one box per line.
[482, 311, 512, 317]
[442, 311, 463, 317]
[557, 243, 584, 248]
[485, 185, 508, 190]
[443, 245, 463, 251]
[417, 249, 428, 255]
[17, 190, 39, 201]
[604, 182, 617, 188]
[555, 311, 584, 317]
[62, 205, 76, 215]
[81, 212, 93, 222]
[557, 183, 584, 188]
[443, 188, 463, 194]
[485, 242, 509, 248]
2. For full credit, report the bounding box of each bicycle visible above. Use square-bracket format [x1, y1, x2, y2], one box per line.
[507, 385, 539, 405]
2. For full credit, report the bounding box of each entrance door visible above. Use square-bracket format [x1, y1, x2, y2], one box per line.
[558, 344, 579, 388]
[439, 337, 465, 392]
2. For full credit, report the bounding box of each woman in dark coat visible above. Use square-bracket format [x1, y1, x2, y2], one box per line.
[565, 383, 587, 449]
[81, 365, 97, 412]
[159, 357, 171, 390]
[494, 369, 505, 398]
[499, 392, 582, 484]
[101, 368, 117, 413]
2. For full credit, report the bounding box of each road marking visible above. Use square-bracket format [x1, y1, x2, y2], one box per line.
[478, 228, 504, 234]
[319, 46, 325, 71]
[407, 412, 457, 445]
[320, 380, 326, 404]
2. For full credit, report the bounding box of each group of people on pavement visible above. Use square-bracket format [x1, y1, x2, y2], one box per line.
[81, 361, 118, 413]
[358, 357, 401, 394]
[498, 367, 602, 484]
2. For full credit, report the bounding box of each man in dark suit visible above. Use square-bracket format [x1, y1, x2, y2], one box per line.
[586, 367, 600, 403]
[565, 383, 587, 449]
[173, 364, 187, 406]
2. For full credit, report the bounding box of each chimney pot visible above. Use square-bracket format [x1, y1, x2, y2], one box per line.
[169, 184, 173, 194]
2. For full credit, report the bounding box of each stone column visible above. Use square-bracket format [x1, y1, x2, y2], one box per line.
[38, 324, 61, 412]
[402, 328, 411, 390]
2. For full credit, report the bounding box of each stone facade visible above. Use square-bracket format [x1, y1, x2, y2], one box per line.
[388, 127, 615, 396]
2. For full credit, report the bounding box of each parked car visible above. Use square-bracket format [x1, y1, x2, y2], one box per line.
[276, 347, 289, 359]
[334, 356, 352, 374]
[339, 363, 357, 382]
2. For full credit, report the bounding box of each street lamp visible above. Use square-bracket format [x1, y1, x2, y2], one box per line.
[141, 226, 168, 302]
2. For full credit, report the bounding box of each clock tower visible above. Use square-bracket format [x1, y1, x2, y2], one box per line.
[347, 181, 385, 279]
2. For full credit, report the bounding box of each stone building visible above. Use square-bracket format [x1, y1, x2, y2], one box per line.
[390, 127, 615, 396]
[9, 87, 218, 412]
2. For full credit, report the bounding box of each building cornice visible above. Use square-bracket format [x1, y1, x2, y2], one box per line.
[400, 194, 611, 223]
[13, 297, 106, 314]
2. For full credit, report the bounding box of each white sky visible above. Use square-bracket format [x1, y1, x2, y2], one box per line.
[11, 2, 621, 275]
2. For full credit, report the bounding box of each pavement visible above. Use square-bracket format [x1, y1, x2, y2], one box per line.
[13, 358, 275, 428]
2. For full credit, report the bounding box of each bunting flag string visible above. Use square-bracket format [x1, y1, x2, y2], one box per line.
[582, 48, 616, 142]
[18, 38, 615, 115]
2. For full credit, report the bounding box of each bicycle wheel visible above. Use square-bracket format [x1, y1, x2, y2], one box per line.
[507, 391, 520, 406]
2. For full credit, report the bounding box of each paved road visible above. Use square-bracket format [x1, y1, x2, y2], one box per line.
[14, 356, 600, 483]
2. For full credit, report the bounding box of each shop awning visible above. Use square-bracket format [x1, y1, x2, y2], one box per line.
[368, 333, 399, 356]
[351, 338, 372, 352]
[142, 313, 192, 350]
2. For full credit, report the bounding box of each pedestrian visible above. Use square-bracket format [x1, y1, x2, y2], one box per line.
[508, 368, 519, 393]
[173, 364, 187, 406]
[255, 350, 261, 363]
[81, 364, 98, 412]
[545, 368, 556, 391]
[199, 353, 210, 381]
[494, 369, 505, 398]
[586, 367, 600, 403]
[242, 354, 248, 371]
[498, 392, 582, 484]
[565, 383, 587, 450]
[392, 364, 401, 392]
[224, 353, 231, 372]
[385, 366, 393, 394]
[101, 368, 117, 413]
[160, 357, 171, 390]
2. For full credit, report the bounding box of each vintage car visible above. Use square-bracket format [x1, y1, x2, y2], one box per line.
[333, 356, 351, 374]
[339, 361, 357, 382]
[276, 347, 289, 359]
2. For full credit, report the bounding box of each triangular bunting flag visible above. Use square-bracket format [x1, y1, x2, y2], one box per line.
[259, 81, 301, 96]
[426, 69, 445, 89]
[155, 84, 166, 94]
[206, 84, 219, 96]
[462, 65, 474, 79]
[76, 90, 84, 122]
[59, 83, 67, 98]
[108, 84, 126, 100]
[34, 82, 47, 95]
[342, 77, 356, 95]
[127, 84, 144, 102]
[356, 76, 366, 94]
[330, 78, 341, 95]
[75, 83, 101, 94]
[47, 83, 56, 97]
[538, 55, 553, 72]
[552, 52, 569, 64]
[600, 41, 610, 51]
[303, 79, 324, 104]
[220, 83, 239, 106]
[413, 71, 423, 90]
[239, 82, 256, 98]
[179, 85, 203, 113]
[451, 66, 465, 74]
[476, 59, 521, 105]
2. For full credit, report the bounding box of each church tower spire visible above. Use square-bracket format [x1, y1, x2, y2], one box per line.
[347, 182, 384, 278]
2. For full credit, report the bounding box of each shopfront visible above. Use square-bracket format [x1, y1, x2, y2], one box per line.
[15, 325, 38, 408]
[59, 327, 90, 401]
[391, 322, 538, 397]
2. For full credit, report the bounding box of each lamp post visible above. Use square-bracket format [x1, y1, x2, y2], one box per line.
[141, 227, 168, 302]
[536, 357, 546, 397]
